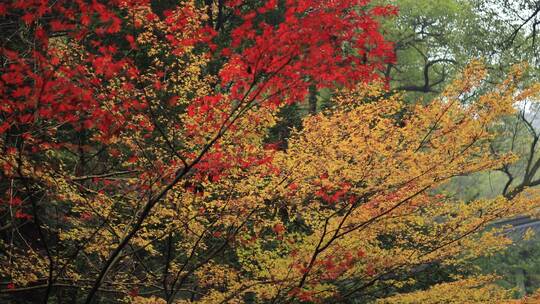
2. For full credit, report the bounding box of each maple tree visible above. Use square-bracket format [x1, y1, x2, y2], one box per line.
[1, 0, 540, 303]
[0, 0, 396, 302]
[210, 63, 540, 303]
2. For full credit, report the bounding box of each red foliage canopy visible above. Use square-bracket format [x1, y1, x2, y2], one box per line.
[1, 0, 395, 147]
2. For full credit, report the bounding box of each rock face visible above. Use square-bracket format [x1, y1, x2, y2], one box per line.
[493, 215, 540, 240]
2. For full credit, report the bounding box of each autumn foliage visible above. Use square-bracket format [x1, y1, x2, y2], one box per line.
[1, 0, 540, 303]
